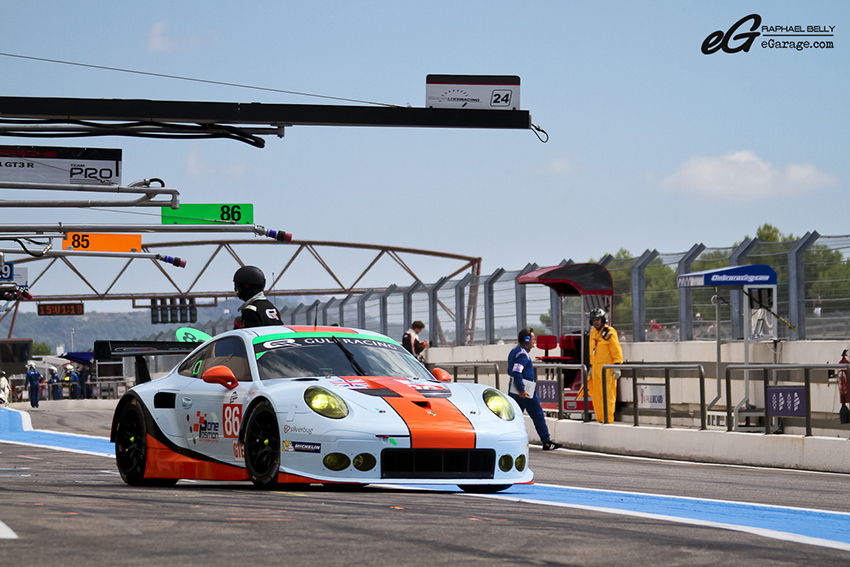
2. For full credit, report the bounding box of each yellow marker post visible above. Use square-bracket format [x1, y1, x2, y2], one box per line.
[62, 232, 143, 253]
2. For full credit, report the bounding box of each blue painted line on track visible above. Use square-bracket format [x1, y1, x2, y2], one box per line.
[393, 482, 850, 551]
[0, 407, 114, 457]
[4, 406, 850, 550]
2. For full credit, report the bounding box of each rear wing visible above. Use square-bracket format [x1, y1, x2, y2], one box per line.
[94, 340, 202, 384]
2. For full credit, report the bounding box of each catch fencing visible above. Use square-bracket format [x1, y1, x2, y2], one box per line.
[140, 232, 850, 345]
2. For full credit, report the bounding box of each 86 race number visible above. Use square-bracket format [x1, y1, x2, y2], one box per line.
[223, 403, 242, 438]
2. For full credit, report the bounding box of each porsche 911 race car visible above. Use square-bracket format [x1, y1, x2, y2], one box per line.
[111, 325, 532, 492]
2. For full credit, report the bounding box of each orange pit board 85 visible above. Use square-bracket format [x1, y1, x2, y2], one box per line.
[63, 232, 142, 253]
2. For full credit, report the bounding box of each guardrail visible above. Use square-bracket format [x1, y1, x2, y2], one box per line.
[724, 363, 850, 436]
[432, 362, 501, 389]
[534, 363, 589, 421]
[603, 364, 706, 429]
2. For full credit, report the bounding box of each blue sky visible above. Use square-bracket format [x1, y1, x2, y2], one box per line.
[1, 1, 847, 310]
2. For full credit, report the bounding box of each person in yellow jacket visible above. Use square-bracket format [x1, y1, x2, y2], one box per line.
[588, 308, 623, 423]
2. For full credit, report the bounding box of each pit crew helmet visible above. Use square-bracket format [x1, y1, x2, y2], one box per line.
[589, 308, 607, 326]
[234, 265, 266, 301]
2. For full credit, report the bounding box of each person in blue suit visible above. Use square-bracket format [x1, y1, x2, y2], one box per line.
[25, 363, 43, 408]
[507, 328, 561, 451]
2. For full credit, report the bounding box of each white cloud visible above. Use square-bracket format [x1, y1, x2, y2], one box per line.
[662, 151, 837, 201]
[547, 158, 574, 175]
[147, 20, 212, 53]
[148, 20, 178, 53]
[186, 147, 251, 181]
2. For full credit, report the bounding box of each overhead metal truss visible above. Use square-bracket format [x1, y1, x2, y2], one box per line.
[0, 178, 180, 208]
[8, 238, 482, 305]
[0, 96, 532, 148]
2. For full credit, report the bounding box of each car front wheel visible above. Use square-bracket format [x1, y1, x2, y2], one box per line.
[244, 400, 281, 488]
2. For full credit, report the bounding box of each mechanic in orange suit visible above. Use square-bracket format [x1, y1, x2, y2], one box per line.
[588, 308, 623, 423]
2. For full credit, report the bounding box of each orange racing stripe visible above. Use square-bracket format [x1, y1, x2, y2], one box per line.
[360, 377, 476, 449]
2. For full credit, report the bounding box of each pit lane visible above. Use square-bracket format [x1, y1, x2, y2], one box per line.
[1, 403, 849, 566]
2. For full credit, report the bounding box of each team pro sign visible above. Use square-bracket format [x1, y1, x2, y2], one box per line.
[0, 145, 122, 185]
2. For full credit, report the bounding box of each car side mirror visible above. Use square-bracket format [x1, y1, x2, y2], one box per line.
[202, 365, 238, 390]
[431, 367, 453, 383]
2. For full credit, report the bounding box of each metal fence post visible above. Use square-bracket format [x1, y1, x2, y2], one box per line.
[455, 272, 475, 347]
[484, 269, 505, 345]
[729, 238, 759, 340]
[428, 277, 448, 347]
[789, 231, 820, 341]
[357, 289, 374, 329]
[678, 243, 706, 340]
[338, 294, 354, 327]
[379, 284, 397, 336]
[632, 367, 639, 426]
[664, 367, 671, 428]
[515, 263, 537, 334]
[631, 249, 659, 342]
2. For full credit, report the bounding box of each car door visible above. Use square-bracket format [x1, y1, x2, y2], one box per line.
[178, 336, 253, 465]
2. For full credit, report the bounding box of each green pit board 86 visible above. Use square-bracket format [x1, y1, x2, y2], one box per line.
[161, 204, 254, 225]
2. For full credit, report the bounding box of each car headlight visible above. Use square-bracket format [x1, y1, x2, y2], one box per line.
[304, 386, 349, 419]
[483, 389, 514, 421]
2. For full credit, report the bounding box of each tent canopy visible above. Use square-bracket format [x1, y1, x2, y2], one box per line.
[518, 263, 613, 297]
[61, 351, 94, 367]
[676, 264, 777, 289]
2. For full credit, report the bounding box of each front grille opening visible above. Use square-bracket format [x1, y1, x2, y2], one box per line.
[381, 449, 495, 479]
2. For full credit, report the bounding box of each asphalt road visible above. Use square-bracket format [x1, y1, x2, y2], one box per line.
[1, 405, 849, 566]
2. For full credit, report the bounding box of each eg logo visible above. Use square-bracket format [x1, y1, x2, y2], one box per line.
[702, 14, 761, 54]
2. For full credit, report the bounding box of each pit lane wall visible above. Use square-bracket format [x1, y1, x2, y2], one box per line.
[425, 339, 850, 474]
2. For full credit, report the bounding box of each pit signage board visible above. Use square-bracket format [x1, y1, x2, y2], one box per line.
[161, 203, 254, 225]
[37, 303, 85, 316]
[426, 75, 520, 110]
[637, 385, 667, 409]
[767, 386, 807, 417]
[0, 145, 122, 185]
[0, 263, 27, 287]
[63, 232, 142, 253]
[537, 380, 560, 409]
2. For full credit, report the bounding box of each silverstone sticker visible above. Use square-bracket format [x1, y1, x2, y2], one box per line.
[283, 441, 321, 453]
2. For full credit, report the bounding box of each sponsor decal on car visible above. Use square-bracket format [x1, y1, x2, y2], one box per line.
[283, 424, 313, 435]
[283, 441, 321, 453]
[233, 442, 245, 462]
[329, 377, 369, 389]
[192, 411, 220, 441]
[393, 378, 448, 392]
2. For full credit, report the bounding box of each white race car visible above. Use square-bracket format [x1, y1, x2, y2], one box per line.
[111, 325, 532, 492]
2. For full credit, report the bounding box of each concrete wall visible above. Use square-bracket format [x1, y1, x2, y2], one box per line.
[426, 339, 850, 473]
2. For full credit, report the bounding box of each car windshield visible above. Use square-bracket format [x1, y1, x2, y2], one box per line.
[253, 335, 434, 381]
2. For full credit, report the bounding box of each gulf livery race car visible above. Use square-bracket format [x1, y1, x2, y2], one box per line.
[111, 326, 532, 492]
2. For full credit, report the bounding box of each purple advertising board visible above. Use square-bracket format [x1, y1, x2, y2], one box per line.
[767, 386, 807, 417]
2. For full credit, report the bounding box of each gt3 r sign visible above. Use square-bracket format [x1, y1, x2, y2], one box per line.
[0, 145, 122, 185]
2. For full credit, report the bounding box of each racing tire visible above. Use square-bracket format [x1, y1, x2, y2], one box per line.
[244, 400, 282, 489]
[115, 398, 178, 487]
[458, 484, 512, 493]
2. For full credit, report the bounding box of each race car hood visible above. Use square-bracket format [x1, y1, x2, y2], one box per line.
[332, 376, 476, 449]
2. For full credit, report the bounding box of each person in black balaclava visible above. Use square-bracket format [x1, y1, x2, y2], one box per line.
[233, 265, 284, 329]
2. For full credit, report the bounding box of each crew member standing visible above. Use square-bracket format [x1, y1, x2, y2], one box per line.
[402, 321, 429, 359]
[588, 308, 623, 423]
[25, 363, 43, 408]
[232, 266, 284, 329]
[507, 328, 561, 451]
